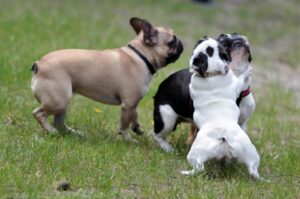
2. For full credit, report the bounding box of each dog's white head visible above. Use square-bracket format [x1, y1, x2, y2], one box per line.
[189, 37, 229, 78]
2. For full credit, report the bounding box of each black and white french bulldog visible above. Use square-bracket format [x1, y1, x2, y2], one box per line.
[180, 37, 260, 179]
[152, 33, 255, 152]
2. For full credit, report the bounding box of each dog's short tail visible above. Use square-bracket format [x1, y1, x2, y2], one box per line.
[31, 62, 38, 74]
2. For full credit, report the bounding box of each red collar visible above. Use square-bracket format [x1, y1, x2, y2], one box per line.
[240, 86, 251, 98]
[236, 86, 251, 106]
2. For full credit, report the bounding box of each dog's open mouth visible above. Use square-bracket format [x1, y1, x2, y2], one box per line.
[230, 42, 251, 64]
[230, 37, 252, 63]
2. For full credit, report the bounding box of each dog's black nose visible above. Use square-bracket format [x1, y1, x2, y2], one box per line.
[177, 40, 184, 53]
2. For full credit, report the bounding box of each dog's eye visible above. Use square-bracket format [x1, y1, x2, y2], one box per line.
[168, 36, 177, 47]
[219, 52, 229, 62]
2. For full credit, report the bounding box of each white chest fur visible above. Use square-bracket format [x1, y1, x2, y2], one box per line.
[189, 70, 240, 127]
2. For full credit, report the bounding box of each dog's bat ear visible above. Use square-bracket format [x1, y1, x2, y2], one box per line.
[142, 19, 158, 46]
[130, 17, 144, 34]
[248, 51, 253, 62]
[193, 39, 205, 49]
[217, 34, 230, 42]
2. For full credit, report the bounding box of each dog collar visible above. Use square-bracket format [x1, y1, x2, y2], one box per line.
[203, 71, 224, 77]
[236, 86, 251, 106]
[127, 44, 156, 75]
[196, 71, 224, 78]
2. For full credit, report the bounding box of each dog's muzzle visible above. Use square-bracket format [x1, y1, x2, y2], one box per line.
[232, 39, 246, 48]
[165, 40, 184, 65]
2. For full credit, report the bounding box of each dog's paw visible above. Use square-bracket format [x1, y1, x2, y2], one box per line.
[48, 128, 59, 135]
[255, 177, 269, 183]
[162, 144, 174, 153]
[245, 66, 253, 77]
[131, 125, 143, 135]
[180, 169, 196, 176]
[119, 129, 132, 141]
[250, 173, 261, 181]
[152, 133, 174, 152]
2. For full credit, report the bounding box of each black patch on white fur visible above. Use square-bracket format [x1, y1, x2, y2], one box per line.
[31, 63, 38, 74]
[206, 46, 214, 57]
[217, 34, 232, 61]
[248, 47, 253, 62]
[218, 45, 229, 62]
[193, 52, 208, 77]
[153, 103, 164, 134]
[153, 69, 194, 134]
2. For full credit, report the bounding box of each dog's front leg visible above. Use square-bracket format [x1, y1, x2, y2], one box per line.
[119, 103, 137, 141]
[236, 66, 252, 94]
[131, 109, 143, 135]
[238, 94, 256, 132]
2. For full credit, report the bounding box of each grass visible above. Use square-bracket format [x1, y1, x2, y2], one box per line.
[0, 0, 300, 198]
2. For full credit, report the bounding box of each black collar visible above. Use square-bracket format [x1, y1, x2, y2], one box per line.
[127, 44, 156, 75]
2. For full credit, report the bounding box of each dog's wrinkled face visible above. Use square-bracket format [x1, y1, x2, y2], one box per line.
[190, 37, 229, 77]
[217, 33, 252, 64]
[130, 17, 183, 68]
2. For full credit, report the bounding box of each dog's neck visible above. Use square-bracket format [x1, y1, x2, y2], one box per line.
[192, 70, 233, 90]
[127, 44, 156, 75]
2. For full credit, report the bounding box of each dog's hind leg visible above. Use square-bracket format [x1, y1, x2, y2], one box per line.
[181, 151, 206, 176]
[243, 144, 260, 180]
[153, 104, 177, 152]
[53, 109, 67, 130]
[232, 132, 260, 180]
[32, 73, 73, 134]
[33, 107, 58, 134]
[53, 109, 75, 133]
[182, 129, 222, 176]
[182, 138, 212, 175]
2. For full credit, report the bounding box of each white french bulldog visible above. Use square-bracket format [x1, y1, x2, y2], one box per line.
[152, 33, 255, 153]
[181, 37, 260, 179]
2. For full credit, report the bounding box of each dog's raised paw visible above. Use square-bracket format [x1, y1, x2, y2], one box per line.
[180, 169, 196, 176]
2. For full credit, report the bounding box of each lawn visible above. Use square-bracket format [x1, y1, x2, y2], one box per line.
[0, 0, 299, 198]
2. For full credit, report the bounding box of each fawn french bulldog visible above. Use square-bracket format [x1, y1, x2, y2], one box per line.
[31, 17, 183, 140]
